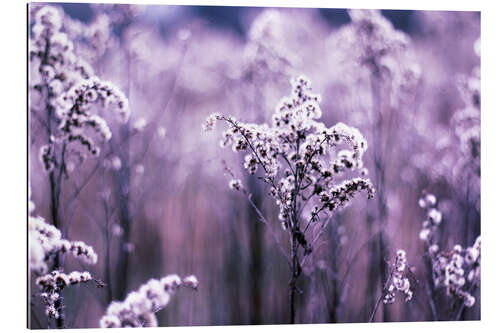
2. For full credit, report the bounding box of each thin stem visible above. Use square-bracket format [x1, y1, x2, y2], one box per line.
[368, 268, 393, 323]
[246, 194, 291, 268]
[423, 255, 439, 321]
[102, 196, 113, 304]
[289, 136, 303, 324]
[367, 70, 390, 322]
[290, 232, 298, 324]
[300, 214, 334, 268]
[453, 284, 478, 321]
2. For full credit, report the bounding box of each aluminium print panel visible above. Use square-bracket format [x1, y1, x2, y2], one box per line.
[28, 2, 480, 328]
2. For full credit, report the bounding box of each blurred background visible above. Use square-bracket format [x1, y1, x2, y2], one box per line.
[28, 2, 480, 327]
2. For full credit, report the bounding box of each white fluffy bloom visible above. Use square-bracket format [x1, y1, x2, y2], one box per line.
[36, 270, 93, 319]
[229, 179, 243, 191]
[418, 193, 442, 244]
[29, 192, 98, 275]
[100, 274, 198, 328]
[417, 194, 480, 308]
[213, 76, 374, 234]
[133, 118, 147, 132]
[384, 249, 413, 304]
[428, 208, 442, 224]
[202, 112, 221, 131]
[30, 6, 130, 172]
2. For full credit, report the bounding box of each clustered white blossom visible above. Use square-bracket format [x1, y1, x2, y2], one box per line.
[206, 75, 374, 251]
[30, 6, 94, 92]
[29, 200, 95, 276]
[29, 215, 98, 275]
[57, 78, 129, 144]
[229, 178, 243, 191]
[383, 249, 413, 304]
[418, 193, 442, 245]
[431, 237, 480, 308]
[202, 112, 220, 131]
[100, 274, 198, 328]
[36, 270, 93, 319]
[30, 5, 130, 173]
[39, 76, 129, 172]
[418, 194, 480, 308]
[29, 185, 99, 321]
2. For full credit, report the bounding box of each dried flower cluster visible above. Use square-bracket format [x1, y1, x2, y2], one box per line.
[383, 249, 413, 304]
[205, 75, 374, 322]
[29, 6, 94, 94]
[206, 76, 374, 235]
[30, 5, 130, 172]
[59, 78, 128, 145]
[431, 238, 480, 308]
[36, 270, 93, 319]
[418, 194, 480, 308]
[100, 274, 199, 328]
[29, 215, 98, 275]
[40, 76, 129, 172]
[29, 187, 99, 321]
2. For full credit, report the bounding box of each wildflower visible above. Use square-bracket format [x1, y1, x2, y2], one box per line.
[36, 270, 93, 319]
[29, 192, 98, 275]
[464, 294, 475, 307]
[229, 179, 242, 191]
[419, 193, 437, 208]
[202, 112, 221, 131]
[208, 75, 374, 322]
[213, 75, 374, 237]
[133, 118, 147, 132]
[418, 195, 480, 308]
[30, 5, 130, 172]
[383, 249, 413, 304]
[429, 244, 439, 255]
[417, 193, 442, 245]
[67, 241, 98, 265]
[428, 208, 442, 224]
[213, 76, 373, 226]
[419, 228, 430, 241]
[182, 275, 199, 289]
[100, 274, 198, 328]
